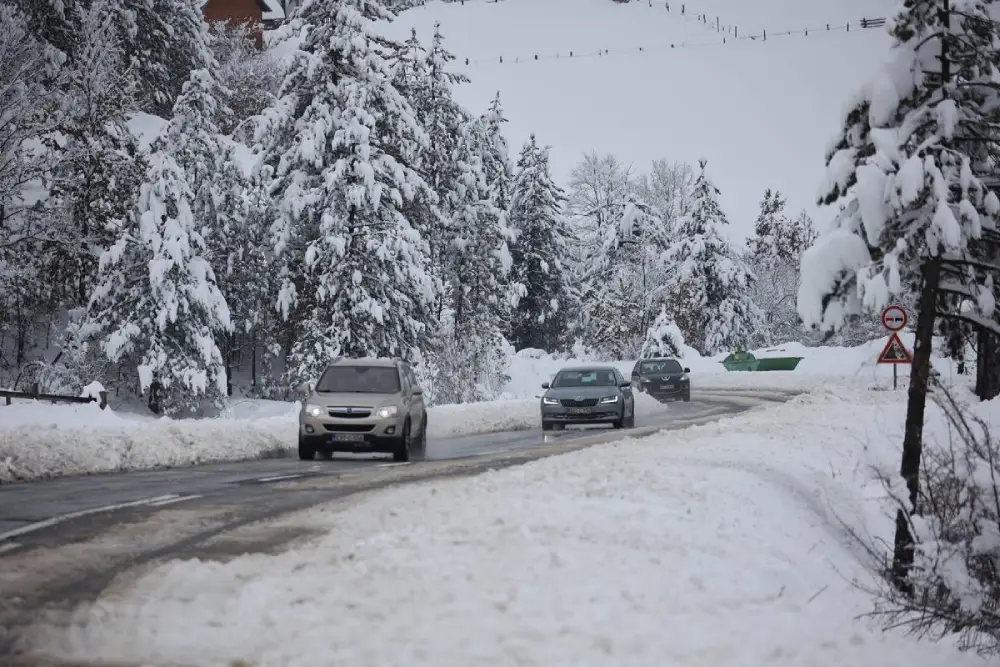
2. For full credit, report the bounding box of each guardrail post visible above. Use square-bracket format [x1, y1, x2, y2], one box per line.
[31, 382, 39, 398]
[99, 391, 108, 410]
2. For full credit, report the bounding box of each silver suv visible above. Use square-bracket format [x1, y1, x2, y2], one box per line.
[297, 358, 427, 462]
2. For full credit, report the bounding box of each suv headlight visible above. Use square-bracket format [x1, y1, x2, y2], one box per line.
[542, 396, 560, 405]
[681, 374, 689, 381]
[600, 395, 619, 404]
[303, 404, 324, 417]
[376, 405, 398, 419]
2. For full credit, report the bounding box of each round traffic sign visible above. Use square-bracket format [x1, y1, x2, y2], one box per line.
[881, 305, 907, 332]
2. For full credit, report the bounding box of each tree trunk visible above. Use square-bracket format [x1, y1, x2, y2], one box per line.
[975, 327, 1000, 400]
[891, 258, 940, 594]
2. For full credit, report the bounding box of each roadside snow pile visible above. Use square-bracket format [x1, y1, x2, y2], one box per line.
[501, 333, 963, 396]
[26, 387, 990, 666]
[0, 398, 542, 483]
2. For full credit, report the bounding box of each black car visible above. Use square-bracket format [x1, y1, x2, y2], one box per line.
[630, 357, 690, 402]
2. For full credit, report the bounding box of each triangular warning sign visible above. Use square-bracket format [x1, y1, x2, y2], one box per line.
[877, 332, 912, 364]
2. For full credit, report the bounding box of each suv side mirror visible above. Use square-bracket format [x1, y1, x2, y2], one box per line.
[541, 382, 550, 389]
[683, 367, 691, 373]
[619, 382, 631, 389]
[412, 388, 423, 396]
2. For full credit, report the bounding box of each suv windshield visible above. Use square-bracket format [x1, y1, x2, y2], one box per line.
[552, 369, 618, 388]
[315, 366, 400, 394]
[640, 359, 682, 375]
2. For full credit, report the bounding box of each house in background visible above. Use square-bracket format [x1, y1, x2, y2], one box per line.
[202, 0, 285, 48]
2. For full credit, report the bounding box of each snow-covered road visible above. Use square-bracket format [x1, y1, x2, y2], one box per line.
[15, 386, 990, 667]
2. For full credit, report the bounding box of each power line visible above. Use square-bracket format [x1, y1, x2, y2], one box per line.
[454, 17, 887, 68]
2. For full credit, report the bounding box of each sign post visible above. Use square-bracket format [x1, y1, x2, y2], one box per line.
[879, 305, 911, 389]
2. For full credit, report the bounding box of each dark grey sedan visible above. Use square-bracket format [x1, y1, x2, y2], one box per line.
[540, 365, 635, 431]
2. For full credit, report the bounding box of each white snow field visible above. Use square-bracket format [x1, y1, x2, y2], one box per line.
[382, 0, 898, 238]
[0, 335, 962, 483]
[25, 385, 994, 666]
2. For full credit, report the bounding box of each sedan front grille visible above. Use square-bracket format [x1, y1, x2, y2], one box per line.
[328, 407, 372, 419]
[559, 398, 599, 407]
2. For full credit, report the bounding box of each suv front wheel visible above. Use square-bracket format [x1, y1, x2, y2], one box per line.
[298, 434, 315, 461]
[393, 419, 412, 462]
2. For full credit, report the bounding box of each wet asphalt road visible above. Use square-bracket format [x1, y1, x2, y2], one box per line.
[0, 396, 743, 552]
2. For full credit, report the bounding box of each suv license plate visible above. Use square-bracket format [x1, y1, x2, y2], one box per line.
[662, 384, 674, 389]
[331, 433, 365, 442]
[568, 407, 590, 414]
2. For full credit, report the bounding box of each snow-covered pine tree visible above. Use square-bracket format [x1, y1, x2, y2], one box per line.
[582, 192, 671, 357]
[115, 0, 214, 116]
[745, 190, 815, 346]
[429, 115, 517, 404]
[640, 307, 686, 359]
[476, 92, 515, 214]
[404, 23, 470, 321]
[42, 0, 146, 309]
[796, 0, 1000, 607]
[157, 68, 267, 396]
[259, 0, 437, 386]
[508, 135, 573, 352]
[668, 160, 762, 354]
[83, 151, 232, 413]
[0, 3, 62, 379]
[208, 20, 283, 139]
[19, 0, 212, 116]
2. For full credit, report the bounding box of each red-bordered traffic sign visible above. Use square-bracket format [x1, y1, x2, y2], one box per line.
[881, 305, 908, 332]
[877, 332, 912, 364]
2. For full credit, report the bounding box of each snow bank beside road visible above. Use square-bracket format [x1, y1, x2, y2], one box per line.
[27, 387, 989, 667]
[0, 398, 541, 483]
[502, 333, 964, 396]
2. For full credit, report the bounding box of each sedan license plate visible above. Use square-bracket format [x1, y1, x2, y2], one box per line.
[330, 432, 365, 442]
[661, 384, 675, 389]
[567, 407, 591, 414]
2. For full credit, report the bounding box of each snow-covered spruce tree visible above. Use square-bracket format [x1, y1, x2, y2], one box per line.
[668, 160, 762, 354]
[745, 190, 817, 346]
[0, 4, 62, 381]
[430, 116, 517, 404]
[639, 306, 687, 359]
[582, 192, 672, 357]
[795, 0, 1000, 608]
[83, 151, 232, 414]
[157, 68, 268, 396]
[508, 135, 573, 352]
[18, 0, 212, 116]
[259, 0, 437, 387]
[207, 20, 283, 140]
[42, 0, 146, 310]
[115, 0, 214, 116]
[401, 23, 470, 321]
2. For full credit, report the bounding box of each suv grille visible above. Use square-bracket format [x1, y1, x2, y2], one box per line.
[323, 423, 374, 432]
[328, 407, 372, 419]
[560, 398, 599, 407]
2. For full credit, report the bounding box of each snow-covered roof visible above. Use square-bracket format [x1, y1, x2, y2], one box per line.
[260, 0, 285, 21]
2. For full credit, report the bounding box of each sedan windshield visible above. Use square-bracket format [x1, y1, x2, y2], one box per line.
[551, 369, 618, 388]
[640, 359, 682, 374]
[316, 366, 400, 394]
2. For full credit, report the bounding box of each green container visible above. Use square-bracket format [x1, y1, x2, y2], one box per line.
[721, 351, 759, 372]
[755, 356, 804, 371]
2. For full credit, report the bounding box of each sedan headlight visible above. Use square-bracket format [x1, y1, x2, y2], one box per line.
[303, 404, 324, 417]
[681, 374, 689, 381]
[542, 396, 560, 405]
[376, 405, 398, 419]
[600, 395, 619, 404]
